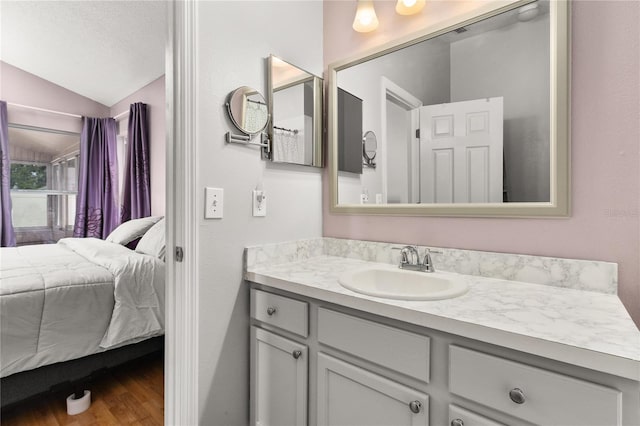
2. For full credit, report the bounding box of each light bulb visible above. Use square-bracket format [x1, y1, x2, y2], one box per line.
[395, 0, 425, 16]
[353, 0, 379, 33]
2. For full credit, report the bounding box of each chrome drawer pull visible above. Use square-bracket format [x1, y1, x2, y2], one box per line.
[451, 419, 464, 426]
[292, 350, 302, 360]
[408, 400, 422, 414]
[266, 306, 277, 316]
[509, 388, 526, 404]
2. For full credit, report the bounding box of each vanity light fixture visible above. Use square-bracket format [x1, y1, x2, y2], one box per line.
[395, 0, 425, 16]
[353, 0, 379, 33]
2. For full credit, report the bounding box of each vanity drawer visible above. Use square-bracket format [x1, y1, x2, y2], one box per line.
[251, 289, 308, 337]
[318, 308, 430, 382]
[449, 345, 622, 426]
[448, 404, 504, 426]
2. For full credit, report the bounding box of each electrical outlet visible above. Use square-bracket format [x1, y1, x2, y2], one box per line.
[205, 187, 223, 219]
[252, 189, 266, 217]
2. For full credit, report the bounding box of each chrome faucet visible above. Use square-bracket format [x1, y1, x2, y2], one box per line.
[393, 246, 442, 273]
[397, 245, 420, 268]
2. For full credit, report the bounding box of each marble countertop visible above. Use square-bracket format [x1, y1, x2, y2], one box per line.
[246, 255, 640, 380]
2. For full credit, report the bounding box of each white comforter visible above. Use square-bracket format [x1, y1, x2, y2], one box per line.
[0, 238, 165, 377]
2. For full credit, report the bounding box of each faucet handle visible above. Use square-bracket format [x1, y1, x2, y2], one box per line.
[391, 246, 409, 264]
[421, 248, 442, 272]
[392, 245, 419, 265]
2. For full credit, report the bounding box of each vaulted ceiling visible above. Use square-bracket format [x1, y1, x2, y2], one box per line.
[1, 0, 166, 107]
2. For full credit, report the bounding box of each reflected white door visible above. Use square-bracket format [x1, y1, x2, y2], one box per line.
[386, 99, 415, 204]
[419, 97, 503, 203]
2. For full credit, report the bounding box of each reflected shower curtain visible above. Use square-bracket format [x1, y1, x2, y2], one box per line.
[121, 102, 150, 222]
[73, 117, 119, 238]
[0, 100, 16, 247]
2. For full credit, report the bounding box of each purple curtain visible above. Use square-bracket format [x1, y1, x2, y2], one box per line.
[121, 102, 151, 222]
[0, 100, 16, 247]
[73, 117, 119, 239]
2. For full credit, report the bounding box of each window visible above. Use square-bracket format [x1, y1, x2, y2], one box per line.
[10, 163, 47, 190]
[8, 126, 80, 244]
[10, 162, 50, 228]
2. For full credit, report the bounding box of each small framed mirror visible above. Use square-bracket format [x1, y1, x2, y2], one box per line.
[362, 131, 377, 168]
[268, 55, 323, 167]
[226, 86, 269, 135]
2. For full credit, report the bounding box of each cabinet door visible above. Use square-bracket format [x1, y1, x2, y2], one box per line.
[449, 404, 505, 426]
[317, 352, 429, 426]
[251, 327, 308, 426]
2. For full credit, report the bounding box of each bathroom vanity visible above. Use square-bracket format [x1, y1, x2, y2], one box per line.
[246, 239, 640, 426]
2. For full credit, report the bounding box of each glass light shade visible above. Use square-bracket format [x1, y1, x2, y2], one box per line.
[353, 0, 379, 33]
[395, 0, 426, 15]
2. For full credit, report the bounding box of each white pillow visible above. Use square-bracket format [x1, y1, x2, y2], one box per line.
[135, 218, 165, 260]
[106, 216, 163, 245]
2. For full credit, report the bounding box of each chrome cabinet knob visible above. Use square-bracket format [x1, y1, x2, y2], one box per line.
[509, 388, 526, 404]
[451, 419, 464, 426]
[292, 350, 302, 360]
[408, 400, 422, 414]
[266, 306, 277, 316]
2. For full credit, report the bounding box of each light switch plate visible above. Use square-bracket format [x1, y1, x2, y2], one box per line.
[252, 190, 266, 217]
[205, 187, 223, 219]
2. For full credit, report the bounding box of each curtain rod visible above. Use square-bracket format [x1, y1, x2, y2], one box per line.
[8, 123, 80, 136]
[7, 102, 82, 119]
[8, 102, 130, 121]
[113, 110, 128, 120]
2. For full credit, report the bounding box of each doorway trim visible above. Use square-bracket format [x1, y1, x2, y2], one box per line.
[380, 77, 423, 203]
[165, 0, 200, 424]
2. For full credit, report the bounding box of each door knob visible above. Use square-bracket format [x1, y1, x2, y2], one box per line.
[408, 400, 422, 414]
[451, 419, 464, 426]
[292, 350, 302, 360]
[266, 306, 277, 316]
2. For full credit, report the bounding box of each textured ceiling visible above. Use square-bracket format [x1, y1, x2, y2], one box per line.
[1, 1, 166, 107]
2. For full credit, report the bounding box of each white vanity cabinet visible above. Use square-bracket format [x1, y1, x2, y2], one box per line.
[249, 285, 639, 426]
[316, 307, 431, 425]
[448, 405, 505, 426]
[449, 345, 623, 426]
[250, 289, 309, 426]
[317, 353, 429, 426]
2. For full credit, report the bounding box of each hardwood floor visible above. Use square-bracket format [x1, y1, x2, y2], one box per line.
[1, 353, 164, 426]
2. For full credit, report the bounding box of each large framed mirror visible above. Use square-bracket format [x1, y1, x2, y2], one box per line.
[268, 55, 323, 167]
[328, 0, 569, 217]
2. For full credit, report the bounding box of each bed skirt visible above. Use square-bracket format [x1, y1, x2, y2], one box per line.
[1, 336, 164, 409]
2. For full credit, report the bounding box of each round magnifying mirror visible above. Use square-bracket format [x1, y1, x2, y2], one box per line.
[362, 131, 377, 165]
[226, 86, 270, 135]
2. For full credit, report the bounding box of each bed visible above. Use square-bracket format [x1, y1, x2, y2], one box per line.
[0, 218, 165, 406]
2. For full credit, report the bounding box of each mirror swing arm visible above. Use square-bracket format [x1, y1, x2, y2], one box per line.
[224, 129, 272, 159]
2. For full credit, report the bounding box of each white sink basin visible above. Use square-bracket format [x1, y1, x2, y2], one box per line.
[338, 265, 468, 301]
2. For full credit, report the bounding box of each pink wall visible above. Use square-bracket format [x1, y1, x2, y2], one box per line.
[323, 1, 640, 326]
[110, 76, 166, 216]
[0, 61, 110, 132]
